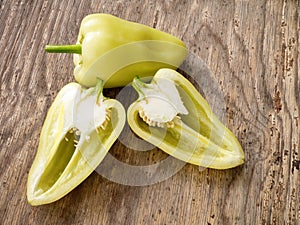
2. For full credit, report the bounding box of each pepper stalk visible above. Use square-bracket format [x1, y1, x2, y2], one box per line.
[45, 44, 82, 54]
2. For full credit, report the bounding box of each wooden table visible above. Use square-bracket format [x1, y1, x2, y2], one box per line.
[1, 1, 299, 224]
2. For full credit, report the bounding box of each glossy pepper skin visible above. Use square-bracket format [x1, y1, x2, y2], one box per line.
[27, 81, 126, 205]
[46, 13, 188, 88]
[127, 68, 244, 169]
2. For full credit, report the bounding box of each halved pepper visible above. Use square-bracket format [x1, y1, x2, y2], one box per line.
[127, 68, 244, 169]
[27, 80, 126, 205]
[45, 13, 188, 88]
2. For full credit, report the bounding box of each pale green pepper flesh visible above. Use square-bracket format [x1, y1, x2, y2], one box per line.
[27, 82, 126, 205]
[127, 68, 244, 169]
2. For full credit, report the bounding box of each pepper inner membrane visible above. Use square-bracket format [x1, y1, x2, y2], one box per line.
[176, 84, 229, 150]
[34, 128, 79, 193]
[134, 111, 227, 162]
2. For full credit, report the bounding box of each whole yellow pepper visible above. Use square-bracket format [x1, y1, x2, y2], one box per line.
[46, 14, 188, 87]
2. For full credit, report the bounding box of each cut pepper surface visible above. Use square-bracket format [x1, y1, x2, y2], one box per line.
[127, 68, 244, 169]
[27, 80, 125, 205]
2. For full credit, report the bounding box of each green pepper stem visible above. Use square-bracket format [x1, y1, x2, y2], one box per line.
[95, 78, 105, 105]
[132, 76, 146, 97]
[45, 44, 82, 54]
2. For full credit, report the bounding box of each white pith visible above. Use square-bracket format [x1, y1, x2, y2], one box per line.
[138, 97, 180, 128]
[62, 92, 112, 147]
[137, 78, 188, 128]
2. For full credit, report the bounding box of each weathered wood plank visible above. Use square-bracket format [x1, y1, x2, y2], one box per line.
[0, 0, 299, 224]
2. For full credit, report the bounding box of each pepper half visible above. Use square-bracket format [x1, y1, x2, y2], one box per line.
[127, 68, 244, 169]
[45, 13, 188, 88]
[27, 80, 126, 205]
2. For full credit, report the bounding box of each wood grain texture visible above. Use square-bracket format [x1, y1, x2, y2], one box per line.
[0, 0, 299, 224]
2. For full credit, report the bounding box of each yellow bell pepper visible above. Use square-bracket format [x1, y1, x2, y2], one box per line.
[45, 13, 188, 88]
[27, 80, 126, 205]
[127, 69, 244, 169]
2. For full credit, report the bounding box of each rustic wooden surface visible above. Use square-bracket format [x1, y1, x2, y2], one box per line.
[1, 0, 299, 224]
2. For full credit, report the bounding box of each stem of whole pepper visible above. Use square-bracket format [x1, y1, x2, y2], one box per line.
[45, 44, 82, 54]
